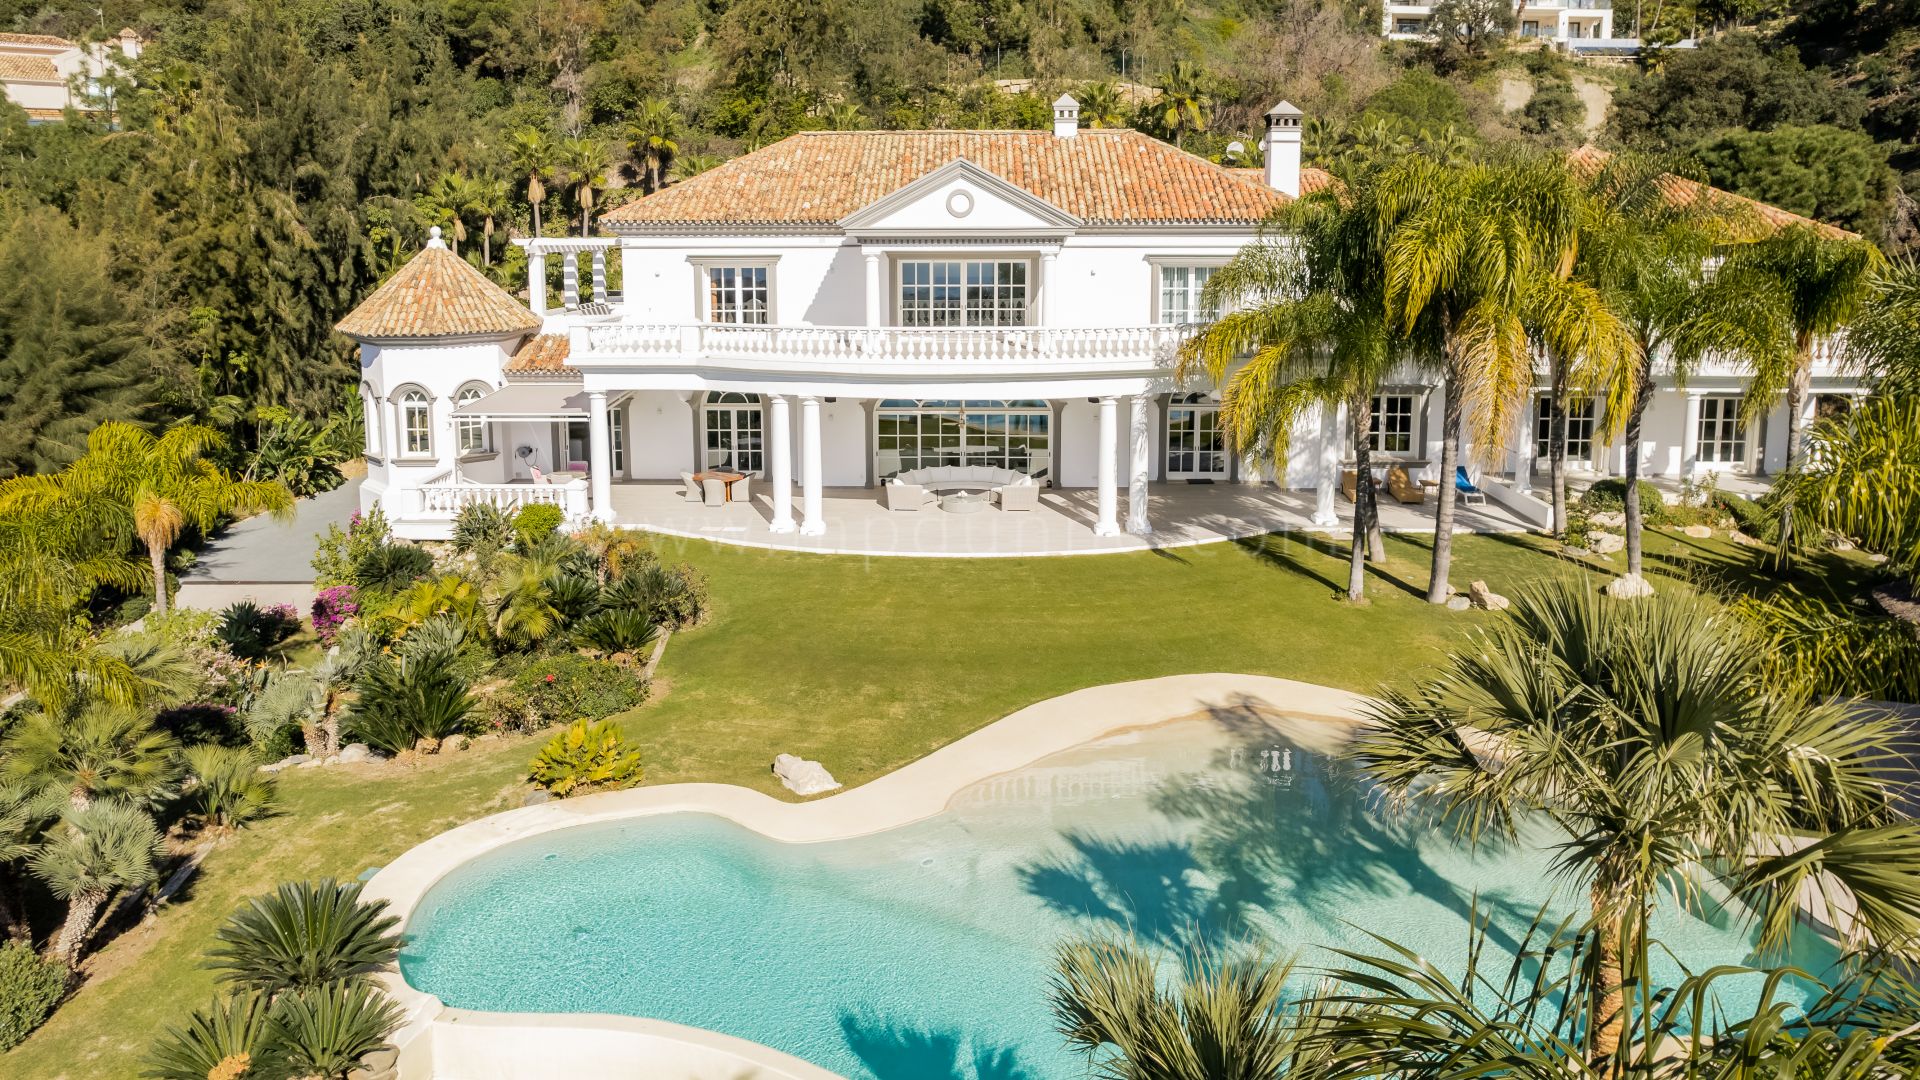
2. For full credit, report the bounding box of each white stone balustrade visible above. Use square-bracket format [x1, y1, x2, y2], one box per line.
[579, 324, 1188, 372]
[418, 479, 588, 520]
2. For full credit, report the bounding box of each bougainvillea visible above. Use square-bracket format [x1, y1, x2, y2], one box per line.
[311, 585, 359, 647]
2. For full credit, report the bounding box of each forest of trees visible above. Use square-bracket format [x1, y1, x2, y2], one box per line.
[0, 0, 1914, 481]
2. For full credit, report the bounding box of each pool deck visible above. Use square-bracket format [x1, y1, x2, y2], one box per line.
[367, 674, 1374, 1080]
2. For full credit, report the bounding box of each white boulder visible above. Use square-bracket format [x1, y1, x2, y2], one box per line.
[773, 754, 841, 796]
[1682, 524, 1713, 539]
[1605, 573, 1655, 600]
[1588, 531, 1625, 555]
[1468, 580, 1510, 612]
[337, 743, 374, 764]
[1445, 595, 1473, 612]
[1589, 510, 1626, 528]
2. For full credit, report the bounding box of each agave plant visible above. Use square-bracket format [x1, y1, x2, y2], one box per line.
[207, 879, 402, 996]
[142, 991, 271, 1080]
[527, 718, 644, 797]
[264, 981, 403, 1079]
[450, 502, 514, 559]
[180, 745, 277, 832]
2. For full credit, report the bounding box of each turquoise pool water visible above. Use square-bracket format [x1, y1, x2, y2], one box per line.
[400, 716, 1836, 1079]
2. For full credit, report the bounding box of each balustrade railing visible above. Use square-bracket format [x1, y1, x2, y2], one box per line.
[417, 480, 583, 518]
[581, 323, 1188, 367]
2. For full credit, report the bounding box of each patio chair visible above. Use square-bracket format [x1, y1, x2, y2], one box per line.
[1340, 469, 1359, 503]
[1455, 466, 1487, 506]
[730, 475, 751, 505]
[530, 464, 550, 485]
[703, 477, 728, 507]
[680, 471, 702, 502]
[1385, 465, 1425, 505]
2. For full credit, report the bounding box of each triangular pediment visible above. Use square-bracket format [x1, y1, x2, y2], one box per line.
[839, 158, 1082, 234]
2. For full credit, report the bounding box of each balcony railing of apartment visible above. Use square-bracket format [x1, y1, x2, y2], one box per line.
[414, 475, 590, 520]
[579, 324, 1191, 368]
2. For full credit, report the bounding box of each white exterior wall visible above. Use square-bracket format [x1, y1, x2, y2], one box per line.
[624, 390, 694, 479]
[357, 337, 521, 522]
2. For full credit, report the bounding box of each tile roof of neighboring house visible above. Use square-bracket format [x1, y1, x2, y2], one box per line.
[603, 129, 1295, 227]
[20, 107, 61, 121]
[0, 31, 73, 48]
[335, 233, 542, 341]
[1567, 145, 1855, 240]
[503, 334, 575, 378]
[0, 53, 58, 81]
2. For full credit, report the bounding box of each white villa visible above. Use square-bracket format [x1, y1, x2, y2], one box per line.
[1383, 1, 1632, 52]
[338, 100, 1868, 554]
[0, 28, 140, 122]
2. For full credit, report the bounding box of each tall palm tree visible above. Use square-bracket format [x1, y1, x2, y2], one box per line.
[507, 127, 555, 237]
[30, 800, 164, 967]
[1358, 579, 1920, 1064]
[1150, 61, 1210, 149]
[557, 136, 611, 236]
[1849, 259, 1920, 398]
[1076, 81, 1129, 129]
[623, 99, 682, 194]
[2, 703, 181, 812]
[1375, 152, 1634, 602]
[422, 172, 473, 255]
[1179, 166, 1405, 602]
[471, 175, 509, 265]
[1050, 934, 1309, 1079]
[1722, 225, 1881, 557]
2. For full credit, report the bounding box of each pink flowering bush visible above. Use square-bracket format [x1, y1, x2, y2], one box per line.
[311, 585, 359, 647]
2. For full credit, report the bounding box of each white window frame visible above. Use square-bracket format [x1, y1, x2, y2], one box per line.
[396, 387, 433, 459]
[1155, 265, 1220, 325]
[1697, 396, 1746, 466]
[875, 399, 1050, 476]
[704, 392, 765, 474]
[610, 404, 625, 474]
[1165, 392, 1227, 478]
[1534, 395, 1596, 462]
[696, 262, 773, 324]
[896, 260, 1031, 327]
[362, 385, 381, 457]
[1369, 394, 1416, 455]
[455, 384, 491, 455]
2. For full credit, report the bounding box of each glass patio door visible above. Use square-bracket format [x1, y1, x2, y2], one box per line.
[1166, 399, 1226, 479]
[704, 393, 764, 474]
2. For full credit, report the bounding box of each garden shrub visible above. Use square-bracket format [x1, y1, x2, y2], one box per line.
[513, 503, 565, 546]
[1711, 491, 1770, 536]
[0, 940, 66, 1050]
[528, 718, 644, 797]
[312, 508, 391, 588]
[310, 585, 358, 647]
[214, 602, 303, 661]
[603, 561, 710, 630]
[483, 653, 647, 735]
[346, 648, 475, 754]
[452, 503, 515, 556]
[155, 702, 248, 747]
[352, 542, 433, 594]
[1576, 479, 1675, 526]
[573, 608, 661, 657]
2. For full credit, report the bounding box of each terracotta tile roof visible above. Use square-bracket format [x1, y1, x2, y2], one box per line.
[1229, 166, 1336, 196]
[336, 237, 542, 341]
[504, 334, 575, 377]
[0, 31, 73, 48]
[0, 54, 58, 81]
[1568, 145, 1855, 240]
[603, 129, 1294, 227]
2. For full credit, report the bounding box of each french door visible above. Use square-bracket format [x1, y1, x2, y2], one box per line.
[704, 393, 764, 474]
[1166, 399, 1227, 479]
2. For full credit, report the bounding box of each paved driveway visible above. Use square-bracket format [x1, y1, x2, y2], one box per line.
[175, 479, 361, 611]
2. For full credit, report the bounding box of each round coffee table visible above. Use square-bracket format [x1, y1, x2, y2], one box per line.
[939, 490, 989, 514]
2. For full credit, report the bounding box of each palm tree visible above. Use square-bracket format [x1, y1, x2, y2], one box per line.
[180, 745, 277, 832]
[1179, 166, 1404, 602]
[824, 102, 864, 132]
[1849, 259, 1920, 398]
[1358, 579, 1920, 1064]
[489, 550, 567, 648]
[0, 784, 42, 942]
[557, 136, 611, 236]
[207, 879, 403, 996]
[508, 127, 555, 237]
[265, 981, 403, 1079]
[2, 703, 181, 812]
[422, 173, 473, 256]
[471, 174, 509, 265]
[30, 423, 291, 618]
[1076, 81, 1129, 129]
[1375, 151, 1633, 602]
[1722, 225, 1881, 556]
[623, 99, 681, 194]
[1768, 394, 1920, 572]
[1050, 934, 1309, 1078]
[30, 800, 165, 967]
[670, 152, 724, 183]
[1150, 61, 1210, 149]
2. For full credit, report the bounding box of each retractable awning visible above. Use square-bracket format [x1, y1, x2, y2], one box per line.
[452, 383, 588, 420]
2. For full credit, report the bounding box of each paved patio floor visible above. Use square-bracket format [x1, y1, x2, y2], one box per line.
[607, 480, 1533, 558]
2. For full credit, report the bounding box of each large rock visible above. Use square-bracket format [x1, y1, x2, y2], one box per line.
[260, 753, 311, 774]
[1605, 573, 1655, 600]
[444, 734, 471, 753]
[773, 753, 841, 796]
[1468, 580, 1510, 612]
[1682, 524, 1713, 539]
[1589, 510, 1626, 528]
[1588, 531, 1625, 555]
[337, 743, 374, 764]
[1445, 595, 1472, 612]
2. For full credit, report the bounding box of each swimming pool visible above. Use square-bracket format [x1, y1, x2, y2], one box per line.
[399, 715, 1835, 1079]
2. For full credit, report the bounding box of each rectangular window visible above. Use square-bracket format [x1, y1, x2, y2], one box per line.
[1369, 395, 1415, 454]
[1697, 396, 1746, 465]
[898, 261, 1027, 327]
[706, 265, 769, 324]
[609, 406, 625, 474]
[1533, 395, 1596, 461]
[1158, 266, 1218, 325]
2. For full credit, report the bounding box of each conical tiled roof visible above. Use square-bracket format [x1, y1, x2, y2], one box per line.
[336, 229, 542, 341]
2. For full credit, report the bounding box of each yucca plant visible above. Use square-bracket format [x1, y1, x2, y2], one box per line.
[345, 647, 474, 755]
[207, 879, 402, 996]
[263, 981, 402, 1079]
[142, 991, 271, 1080]
[30, 800, 165, 967]
[527, 718, 644, 797]
[572, 608, 660, 657]
[180, 745, 278, 832]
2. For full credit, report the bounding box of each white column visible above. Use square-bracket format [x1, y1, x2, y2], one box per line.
[1513, 398, 1536, 495]
[562, 252, 580, 307]
[1126, 395, 1151, 534]
[1040, 250, 1059, 326]
[863, 252, 882, 329]
[768, 395, 795, 533]
[1681, 392, 1702, 478]
[1311, 401, 1340, 527]
[586, 390, 613, 521]
[1094, 396, 1121, 537]
[527, 249, 548, 316]
[591, 250, 608, 301]
[799, 396, 825, 536]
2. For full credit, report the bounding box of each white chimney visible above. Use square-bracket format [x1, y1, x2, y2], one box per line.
[1052, 94, 1080, 139]
[1262, 101, 1303, 197]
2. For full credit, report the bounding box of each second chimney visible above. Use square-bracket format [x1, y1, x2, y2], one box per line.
[1262, 101, 1303, 197]
[1053, 94, 1080, 139]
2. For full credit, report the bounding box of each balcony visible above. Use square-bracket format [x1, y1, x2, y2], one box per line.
[574, 323, 1190, 376]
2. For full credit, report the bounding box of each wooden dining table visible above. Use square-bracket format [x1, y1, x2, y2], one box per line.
[691, 470, 747, 501]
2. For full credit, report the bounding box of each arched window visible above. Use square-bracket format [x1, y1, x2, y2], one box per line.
[1166, 393, 1225, 479]
[456, 384, 490, 454]
[703, 393, 764, 473]
[362, 385, 381, 456]
[398, 388, 432, 457]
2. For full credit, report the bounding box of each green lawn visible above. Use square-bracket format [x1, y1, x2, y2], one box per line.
[5, 527, 1861, 1077]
